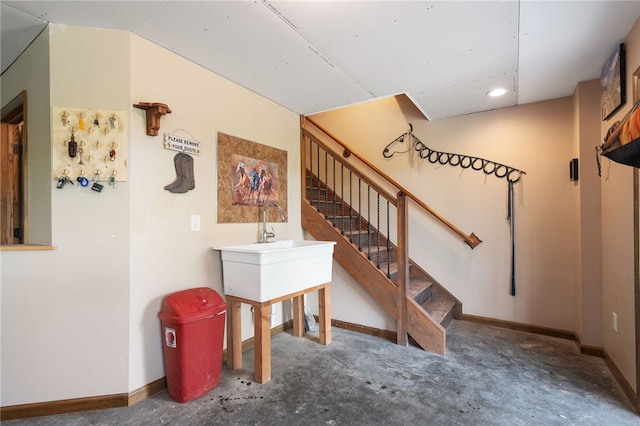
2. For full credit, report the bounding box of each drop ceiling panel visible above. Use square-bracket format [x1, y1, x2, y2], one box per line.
[518, 1, 640, 104]
[171, 1, 372, 114]
[5, 1, 170, 30]
[3, 1, 56, 18]
[0, 4, 48, 71]
[412, 72, 518, 120]
[134, 1, 252, 51]
[2, 1, 639, 119]
[270, 1, 520, 117]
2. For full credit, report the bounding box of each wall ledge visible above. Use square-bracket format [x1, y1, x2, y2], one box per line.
[0, 244, 56, 251]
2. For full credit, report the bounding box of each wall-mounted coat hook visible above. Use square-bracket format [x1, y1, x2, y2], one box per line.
[133, 102, 172, 136]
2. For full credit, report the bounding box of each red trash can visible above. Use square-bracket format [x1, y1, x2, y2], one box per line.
[158, 287, 227, 403]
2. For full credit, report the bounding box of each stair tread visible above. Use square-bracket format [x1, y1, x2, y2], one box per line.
[311, 199, 343, 204]
[360, 245, 388, 253]
[421, 297, 456, 323]
[344, 229, 370, 236]
[408, 277, 433, 299]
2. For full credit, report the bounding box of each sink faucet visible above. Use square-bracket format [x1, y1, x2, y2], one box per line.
[261, 201, 286, 243]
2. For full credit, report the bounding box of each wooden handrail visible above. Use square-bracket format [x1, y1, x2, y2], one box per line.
[303, 117, 482, 249]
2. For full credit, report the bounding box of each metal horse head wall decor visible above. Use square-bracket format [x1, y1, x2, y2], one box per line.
[383, 124, 525, 297]
[382, 124, 526, 183]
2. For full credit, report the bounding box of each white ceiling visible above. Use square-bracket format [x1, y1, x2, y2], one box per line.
[2, 1, 639, 120]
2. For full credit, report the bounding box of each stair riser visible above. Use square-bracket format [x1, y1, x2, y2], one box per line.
[413, 287, 433, 306]
[345, 232, 367, 246]
[440, 308, 454, 328]
[306, 188, 328, 200]
[310, 201, 347, 216]
[363, 248, 391, 264]
[327, 216, 363, 232]
[347, 232, 390, 248]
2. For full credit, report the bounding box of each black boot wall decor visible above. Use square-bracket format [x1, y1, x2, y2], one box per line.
[165, 152, 195, 193]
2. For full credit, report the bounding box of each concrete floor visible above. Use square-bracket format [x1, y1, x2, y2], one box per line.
[5, 320, 638, 425]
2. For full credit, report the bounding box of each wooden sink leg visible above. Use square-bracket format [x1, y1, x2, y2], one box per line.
[319, 284, 331, 345]
[227, 298, 242, 370]
[254, 303, 272, 383]
[292, 295, 305, 337]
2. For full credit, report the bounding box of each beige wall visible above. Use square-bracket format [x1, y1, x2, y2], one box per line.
[600, 16, 640, 392]
[1, 25, 131, 405]
[575, 79, 603, 348]
[311, 94, 578, 332]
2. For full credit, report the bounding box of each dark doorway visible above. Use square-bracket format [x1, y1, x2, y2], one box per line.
[1, 91, 26, 245]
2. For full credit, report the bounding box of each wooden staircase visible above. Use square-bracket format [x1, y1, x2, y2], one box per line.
[302, 172, 462, 355]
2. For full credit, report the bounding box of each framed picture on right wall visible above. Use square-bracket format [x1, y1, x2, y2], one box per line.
[601, 43, 626, 120]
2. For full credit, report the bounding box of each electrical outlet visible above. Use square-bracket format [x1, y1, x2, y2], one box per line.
[612, 312, 618, 332]
[190, 214, 200, 231]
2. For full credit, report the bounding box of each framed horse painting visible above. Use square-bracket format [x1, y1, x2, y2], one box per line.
[217, 132, 288, 223]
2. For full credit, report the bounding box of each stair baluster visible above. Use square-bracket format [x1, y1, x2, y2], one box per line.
[316, 143, 321, 213]
[358, 178, 362, 251]
[376, 193, 381, 269]
[367, 186, 371, 260]
[324, 150, 328, 218]
[332, 156, 337, 231]
[386, 200, 391, 278]
[349, 171, 353, 241]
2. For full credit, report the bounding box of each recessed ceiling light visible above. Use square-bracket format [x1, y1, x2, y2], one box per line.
[486, 88, 508, 97]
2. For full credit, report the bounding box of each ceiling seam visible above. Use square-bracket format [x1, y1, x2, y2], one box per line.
[258, 0, 376, 99]
[515, 0, 521, 103]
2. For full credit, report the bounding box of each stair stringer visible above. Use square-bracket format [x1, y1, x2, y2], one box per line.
[302, 201, 447, 354]
[302, 202, 398, 316]
[407, 298, 446, 355]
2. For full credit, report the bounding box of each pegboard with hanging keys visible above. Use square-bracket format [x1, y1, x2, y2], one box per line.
[52, 106, 128, 189]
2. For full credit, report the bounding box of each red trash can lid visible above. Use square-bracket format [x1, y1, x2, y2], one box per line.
[158, 287, 227, 324]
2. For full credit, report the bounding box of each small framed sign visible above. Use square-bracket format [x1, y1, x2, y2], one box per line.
[164, 133, 201, 155]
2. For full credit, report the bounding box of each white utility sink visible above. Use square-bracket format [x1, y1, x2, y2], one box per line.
[217, 240, 336, 302]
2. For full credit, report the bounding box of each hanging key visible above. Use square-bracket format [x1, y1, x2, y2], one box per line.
[68, 131, 77, 158]
[56, 175, 74, 189]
